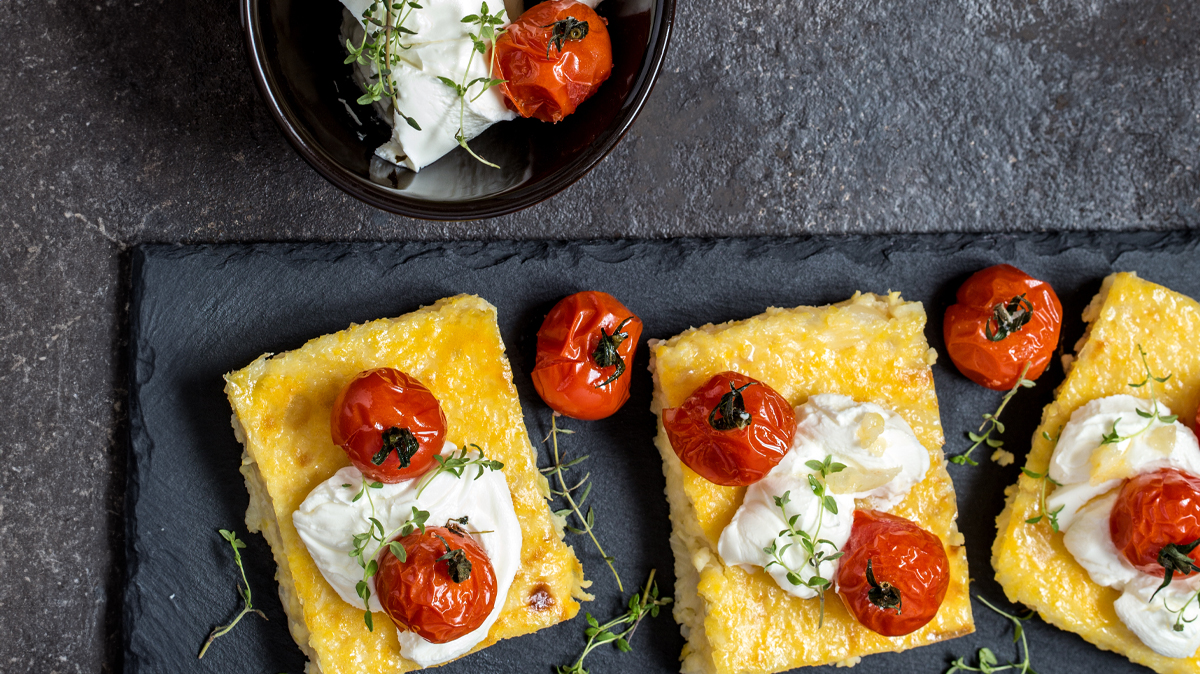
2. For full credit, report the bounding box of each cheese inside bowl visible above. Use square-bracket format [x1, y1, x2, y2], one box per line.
[240, 0, 675, 219]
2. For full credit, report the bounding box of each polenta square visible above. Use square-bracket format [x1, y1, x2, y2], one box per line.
[224, 294, 589, 674]
[650, 292, 973, 674]
[993, 273, 1200, 674]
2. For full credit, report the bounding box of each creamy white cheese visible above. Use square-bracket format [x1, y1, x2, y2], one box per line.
[292, 442, 521, 667]
[1050, 394, 1200, 659]
[718, 393, 929, 598]
[341, 0, 518, 171]
[1047, 394, 1200, 530]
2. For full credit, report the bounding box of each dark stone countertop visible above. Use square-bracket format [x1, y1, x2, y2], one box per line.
[0, 0, 1195, 670]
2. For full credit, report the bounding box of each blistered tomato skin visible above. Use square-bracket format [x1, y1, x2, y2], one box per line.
[492, 0, 612, 123]
[531, 291, 642, 420]
[944, 264, 1062, 391]
[662, 371, 795, 487]
[1110, 468, 1200, 576]
[836, 510, 950, 637]
[375, 526, 497, 644]
[331, 369, 447, 483]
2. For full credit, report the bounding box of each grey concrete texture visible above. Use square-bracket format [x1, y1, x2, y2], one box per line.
[0, 0, 1195, 670]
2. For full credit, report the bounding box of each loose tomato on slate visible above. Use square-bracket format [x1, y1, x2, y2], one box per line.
[531, 291, 642, 420]
[331, 368, 447, 483]
[944, 264, 1063, 391]
[1110, 468, 1200, 591]
[375, 524, 497, 644]
[836, 509, 950, 637]
[492, 0, 612, 123]
[662, 371, 795, 487]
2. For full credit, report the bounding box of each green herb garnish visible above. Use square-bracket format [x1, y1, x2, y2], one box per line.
[436, 2, 508, 167]
[952, 361, 1035, 466]
[413, 443, 504, 499]
[763, 455, 846, 628]
[556, 570, 671, 674]
[541, 414, 623, 591]
[346, 477, 430, 631]
[1020, 466, 1063, 533]
[1099, 344, 1178, 446]
[947, 596, 1038, 674]
[343, 0, 422, 130]
[198, 529, 267, 658]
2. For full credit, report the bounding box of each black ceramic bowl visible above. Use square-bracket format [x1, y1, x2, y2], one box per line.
[241, 0, 674, 220]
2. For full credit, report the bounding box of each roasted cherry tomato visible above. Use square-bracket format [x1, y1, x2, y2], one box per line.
[944, 264, 1062, 391]
[492, 0, 613, 123]
[836, 509, 950, 637]
[531, 291, 642, 420]
[331, 369, 447, 483]
[375, 524, 497, 644]
[661, 371, 795, 486]
[1110, 468, 1200, 578]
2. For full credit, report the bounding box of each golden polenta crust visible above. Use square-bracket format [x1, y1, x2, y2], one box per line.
[650, 292, 973, 674]
[992, 272, 1200, 674]
[224, 295, 589, 674]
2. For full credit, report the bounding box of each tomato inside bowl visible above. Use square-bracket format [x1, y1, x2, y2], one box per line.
[240, 0, 674, 220]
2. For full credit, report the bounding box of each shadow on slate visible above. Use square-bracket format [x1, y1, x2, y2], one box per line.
[125, 232, 1200, 674]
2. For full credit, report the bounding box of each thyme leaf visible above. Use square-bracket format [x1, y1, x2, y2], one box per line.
[952, 361, 1035, 466]
[1098, 344, 1177, 446]
[345, 477, 430, 631]
[413, 443, 504, 499]
[198, 529, 267, 658]
[946, 596, 1037, 674]
[345, 0, 421, 129]
[541, 413, 623, 591]
[1020, 467, 1063, 533]
[556, 570, 672, 674]
[764, 456, 845, 628]
[437, 1, 508, 167]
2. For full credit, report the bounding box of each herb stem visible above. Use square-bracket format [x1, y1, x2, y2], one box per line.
[952, 361, 1034, 466]
[198, 530, 267, 659]
[544, 413, 623, 592]
[557, 570, 671, 674]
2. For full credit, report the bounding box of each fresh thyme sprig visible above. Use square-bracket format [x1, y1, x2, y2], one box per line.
[556, 570, 672, 674]
[345, 477, 430, 631]
[435, 2, 508, 167]
[1020, 466, 1063, 533]
[947, 596, 1038, 674]
[1099, 344, 1178, 446]
[198, 529, 267, 658]
[344, 0, 422, 130]
[413, 443, 504, 499]
[764, 455, 846, 628]
[541, 413, 623, 591]
[952, 362, 1035, 466]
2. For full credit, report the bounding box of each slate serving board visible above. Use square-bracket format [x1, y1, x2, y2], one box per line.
[127, 234, 1200, 674]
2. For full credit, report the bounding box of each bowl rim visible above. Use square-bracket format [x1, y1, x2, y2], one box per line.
[240, 0, 676, 221]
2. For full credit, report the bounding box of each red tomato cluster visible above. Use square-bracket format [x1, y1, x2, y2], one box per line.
[375, 525, 498, 643]
[493, 0, 613, 122]
[836, 510, 950, 637]
[1110, 468, 1200, 577]
[661, 371, 795, 487]
[531, 291, 642, 420]
[944, 264, 1062, 390]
